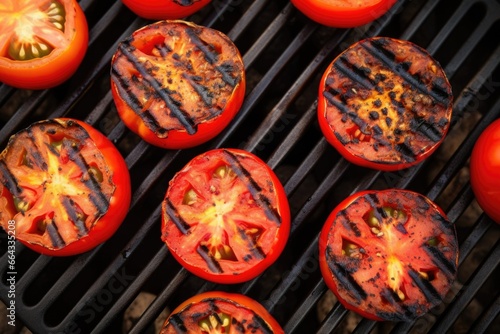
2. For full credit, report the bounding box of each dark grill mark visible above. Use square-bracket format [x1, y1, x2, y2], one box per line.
[410, 118, 443, 143]
[185, 27, 219, 64]
[223, 150, 281, 225]
[47, 222, 65, 248]
[167, 314, 188, 333]
[0, 160, 22, 196]
[334, 56, 376, 90]
[26, 128, 48, 171]
[423, 244, 457, 278]
[186, 28, 239, 87]
[154, 43, 172, 57]
[197, 245, 224, 273]
[395, 141, 417, 162]
[250, 315, 274, 334]
[117, 42, 197, 135]
[165, 198, 191, 235]
[66, 141, 110, 215]
[182, 73, 213, 106]
[364, 40, 451, 106]
[323, 91, 351, 115]
[237, 226, 266, 260]
[61, 196, 88, 237]
[409, 269, 442, 304]
[326, 247, 367, 302]
[111, 66, 165, 135]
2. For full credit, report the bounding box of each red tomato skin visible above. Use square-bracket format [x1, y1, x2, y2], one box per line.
[470, 118, 500, 224]
[121, 0, 212, 20]
[291, 0, 397, 28]
[14, 119, 131, 256]
[0, 0, 89, 90]
[162, 149, 290, 284]
[164, 291, 284, 334]
[319, 189, 457, 321]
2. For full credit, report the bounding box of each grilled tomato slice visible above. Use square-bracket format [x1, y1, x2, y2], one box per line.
[121, 0, 211, 20]
[291, 0, 397, 28]
[319, 189, 459, 321]
[161, 148, 290, 284]
[0, 119, 131, 256]
[318, 37, 453, 171]
[111, 20, 245, 149]
[0, 0, 88, 90]
[160, 291, 284, 334]
[470, 118, 500, 224]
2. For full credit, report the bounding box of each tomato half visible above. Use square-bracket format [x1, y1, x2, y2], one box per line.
[291, 0, 397, 28]
[319, 189, 459, 321]
[318, 37, 453, 171]
[121, 0, 211, 20]
[160, 291, 284, 333]
[161, 148, 290, 284]
[470, 118, 500, 224]
[0, 119, 131, 256]
[111, 20, 245, 149]
[0, 0, 88, 90]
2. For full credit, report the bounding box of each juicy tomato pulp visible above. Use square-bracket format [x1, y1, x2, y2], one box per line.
[160, 291, 284, 334]
[0, 0, 88, 89]
[319, 189, 458, 321]
[291, 0, 397, 28]
[0, 119, 131, 256]
[161, 149, 290, 283]
[318, 37, 453, 171]
[470, 118, 500, 224]
[121, 0, 211, 20]
[111, 20, 245, 149]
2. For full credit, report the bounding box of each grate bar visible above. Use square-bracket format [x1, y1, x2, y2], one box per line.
[469, 293, 500, 334]
[429, 241, 500, 333]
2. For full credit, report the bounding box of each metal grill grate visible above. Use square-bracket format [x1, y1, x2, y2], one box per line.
[1, 0, 499, 333]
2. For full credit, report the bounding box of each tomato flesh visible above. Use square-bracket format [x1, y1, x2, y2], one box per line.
[1, 0, 67, 60]
[160, 292, 284, 334]
[319, 189, 458, 321]
[318, 37, 453, 171]
[161, 149, 290, 283]
[111, 20, 245, 149]
[0, 119, 115, 250]
[0, 0, 88, 89]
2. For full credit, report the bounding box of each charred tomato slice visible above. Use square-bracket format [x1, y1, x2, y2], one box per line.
[121, 0, 212, 20]
[0, 119, 131, 256]
[111, 20, 245, 149]
[318, 37, 453, 171]
[161, 148, 290, 284]
[160, 291, 284, 334]
[319, 189, 459, 321]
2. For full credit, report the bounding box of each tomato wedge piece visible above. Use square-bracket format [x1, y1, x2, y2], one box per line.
[319, 189, 459, 321]
[0, 119, 131, 256]
[160, 291, 284, 334]
[111, 20, 245, 149]
[121, 0, 212, 20]
[161, 148, 290, 284]
[0, 0, 88, 89]
[318, 37, 453, 171]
